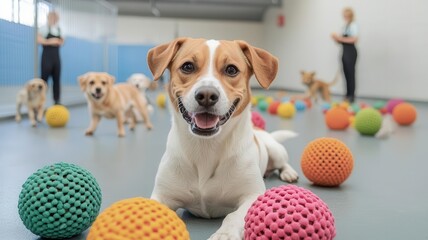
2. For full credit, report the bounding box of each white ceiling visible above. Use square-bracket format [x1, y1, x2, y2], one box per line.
[105, 0, 282, 21]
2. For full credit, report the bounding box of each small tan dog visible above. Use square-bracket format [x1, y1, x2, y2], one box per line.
[78, 72, 153, 137]
[301, 70, 339, 102]
[16, 78, 47, 127]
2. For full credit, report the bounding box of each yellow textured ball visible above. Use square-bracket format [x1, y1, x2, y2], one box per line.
[277, 102, 296, 118]
[265, 96, 274, 104]
[251, 96, 258, 106]
[156, 93, 167, 108]
[87, 198, 190, 240]
[45, 105, 69, 127]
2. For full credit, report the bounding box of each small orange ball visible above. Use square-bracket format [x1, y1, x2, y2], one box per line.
[325, 107, 350, 130]
[301, 138, 354, 187]
[87, 198, 190, 240]
[393, 103, 417, 126]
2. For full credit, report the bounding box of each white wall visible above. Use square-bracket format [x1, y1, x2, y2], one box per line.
[116, 16, 264, 47]
[263, 0, 428, 101]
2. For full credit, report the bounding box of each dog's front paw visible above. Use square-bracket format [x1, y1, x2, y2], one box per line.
[280, 165, 299, 183]
[37, 116, 43, 122]
[85, 130, 94, 136]
[31, 122, 37, 128]
[118, 132, 126, 137]
[146, 123, 153, 130]
[15, 115, 21, 123]
[209, 228, 242, 240]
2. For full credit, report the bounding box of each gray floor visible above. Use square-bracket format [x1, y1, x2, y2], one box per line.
[1, 92, 427, 240]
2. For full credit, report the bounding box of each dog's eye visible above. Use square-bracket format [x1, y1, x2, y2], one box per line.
[180, 62, 195, 74]
[224, 65, 239, 77]
[101, 81, 106, 86]
[89, 80, 95, 85]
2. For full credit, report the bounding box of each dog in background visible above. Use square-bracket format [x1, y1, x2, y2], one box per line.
[127, 73, 156, 115]
[301, 70, 340, 102]
[78, 72, 153, 137]
[148, 38, 298, 239]
[16, 78, 47, 127]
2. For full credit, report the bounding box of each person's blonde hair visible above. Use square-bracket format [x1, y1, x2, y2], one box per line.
[343, 7, 354, 22]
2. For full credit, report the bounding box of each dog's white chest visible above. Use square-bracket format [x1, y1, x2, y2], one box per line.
[183, 169, 239, 218]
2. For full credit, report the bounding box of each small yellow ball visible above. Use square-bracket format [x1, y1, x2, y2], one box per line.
[265, 96, 274, 104]
[340, 101, 350, 109]
[277, 102, 296, 118]
[251, 96, 258, 106]
[156, 93, 167, 108]
[349, 116, 356, 128]
[45, 105, 69, 128]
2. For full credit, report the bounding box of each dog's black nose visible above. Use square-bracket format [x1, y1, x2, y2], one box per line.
[195, 86, 219, 107]
[95, 88, 102, 93]
[38, 85, 43, 90]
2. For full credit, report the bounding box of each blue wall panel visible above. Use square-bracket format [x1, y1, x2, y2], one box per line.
[53, 37, 104, 85]
[0, 19, 157, 86]
[0, 19, 34, 86]
[117, 44, 154, 82]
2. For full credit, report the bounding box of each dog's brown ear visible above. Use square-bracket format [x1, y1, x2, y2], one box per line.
[300, 70, 305, 75]
[78, 73, 88, 92]
[311, 71, 316, 77]
[236, 41, 278, 89]
[147, 37, 187, 81]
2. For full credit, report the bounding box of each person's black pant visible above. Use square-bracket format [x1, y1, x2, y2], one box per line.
[41, 47, 61, 104]
[342, 44, 357, 101]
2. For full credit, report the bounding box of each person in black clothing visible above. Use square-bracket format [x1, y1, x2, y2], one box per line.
[332, 7, 358, 103]
[37, 11, 64, 105]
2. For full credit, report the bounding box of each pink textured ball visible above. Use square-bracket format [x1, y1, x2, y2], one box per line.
[386, 99, 404, 114]
[251, 111, 266, 130]
[245, 185, 336, 240]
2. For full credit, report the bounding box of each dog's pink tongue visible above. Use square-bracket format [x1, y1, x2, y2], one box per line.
[194, 113, 219, 129]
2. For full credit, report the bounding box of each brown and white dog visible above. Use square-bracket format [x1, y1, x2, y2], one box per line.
[301, 70, 339, 102]
[15, 78, 47, 127]
[148, 38, 298, 239]
[78, 72, 153, 137]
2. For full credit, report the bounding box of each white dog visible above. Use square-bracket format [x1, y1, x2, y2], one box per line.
[127, 73, 155, 115]
[16, 78, 47, 127]
[148, 38, 298, 239]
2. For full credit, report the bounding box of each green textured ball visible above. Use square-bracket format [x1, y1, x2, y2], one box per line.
[355, 108, 382, 136]
[18, 163, 102, 239]
[258, 100, 269, 112]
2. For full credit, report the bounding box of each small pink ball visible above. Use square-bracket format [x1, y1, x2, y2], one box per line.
[245, 185, 336, 240]
[386, 99, 404, 114]
[251, 111, 266, 130]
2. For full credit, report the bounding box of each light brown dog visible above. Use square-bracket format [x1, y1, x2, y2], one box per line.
[16, 78, 47, 127]
[78, 72, 153, 137]
[301, 70, 339, 102]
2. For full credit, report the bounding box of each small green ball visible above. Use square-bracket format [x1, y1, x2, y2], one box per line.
[355, 108, 382, 136]
[258, 100, 269, 112]
[18, 163, 102, 239]
[373, 101, 386, 110]
[351, 103, 360, 113]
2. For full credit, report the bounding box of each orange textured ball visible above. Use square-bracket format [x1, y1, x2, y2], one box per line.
[393, 103, 417, 126]
[325, 107, 350, 130]
[87, 198, 190, 240]
[301, 138, 354, 187]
